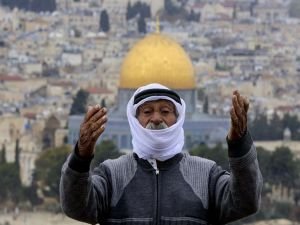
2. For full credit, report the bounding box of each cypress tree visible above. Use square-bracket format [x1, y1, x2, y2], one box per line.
[70, 89, 89, 115]
[15, 138, 20, 168]
[100, 10, 110, 33]
[203, 95, 209, 114]
[138, 16, 146, 34]
[1, 144, 6, 164]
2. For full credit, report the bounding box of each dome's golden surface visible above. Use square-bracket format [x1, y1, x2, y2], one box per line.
[120, 33, 196, 89]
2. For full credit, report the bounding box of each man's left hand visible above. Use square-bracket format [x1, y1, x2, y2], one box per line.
[228, 90, 249, 141]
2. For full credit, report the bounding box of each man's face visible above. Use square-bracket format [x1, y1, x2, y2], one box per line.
[136, 99, 177, 129]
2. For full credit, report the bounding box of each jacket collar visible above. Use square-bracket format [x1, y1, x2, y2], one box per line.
[133, 152, 183, 171]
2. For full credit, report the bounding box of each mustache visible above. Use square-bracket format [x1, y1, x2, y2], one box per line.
[145, 122, 168, 130]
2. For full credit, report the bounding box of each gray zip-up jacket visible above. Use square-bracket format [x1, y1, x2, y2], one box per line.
[60, 131, 263, 225]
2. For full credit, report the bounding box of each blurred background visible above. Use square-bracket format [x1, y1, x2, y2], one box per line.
[0, 0, 300, 224]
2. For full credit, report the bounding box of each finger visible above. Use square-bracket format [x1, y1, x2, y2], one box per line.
[231, 109, 245, 137]
[232, 95, 243, 118]
[230, 107, 239, 128]
[91, 115, 108, 132]
[244, 97, 250, 113]
[89, 107, 107, 124]
[84, 105, 101, 122]
[236, 92, 245, 113]
[91, 125, 106, 141]
[241, 112, 247, 135]
[79, 129, 91, 147]
[232, 98, 244, 135]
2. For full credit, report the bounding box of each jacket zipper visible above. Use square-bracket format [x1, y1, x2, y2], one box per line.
[149, 159, 159, 225]
[155, 168, 159, 225]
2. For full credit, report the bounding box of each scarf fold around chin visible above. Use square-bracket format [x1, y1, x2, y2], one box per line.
[126, 83, 186, 161]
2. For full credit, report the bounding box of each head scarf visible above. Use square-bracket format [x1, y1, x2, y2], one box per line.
[126, 83, 186, 161]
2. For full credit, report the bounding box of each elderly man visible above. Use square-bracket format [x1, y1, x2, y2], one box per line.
[60, 83, 263, 225]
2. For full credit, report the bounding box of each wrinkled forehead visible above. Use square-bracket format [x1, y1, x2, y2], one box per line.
[138, 99, 176, 110]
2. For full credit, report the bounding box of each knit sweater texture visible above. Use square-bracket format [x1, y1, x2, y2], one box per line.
[60, 131, 263, 225]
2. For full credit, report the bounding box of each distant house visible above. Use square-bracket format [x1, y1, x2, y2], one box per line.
[85, 86, 115, 107]
[253, 3, 289, 24]
[61, 50, 83, 66]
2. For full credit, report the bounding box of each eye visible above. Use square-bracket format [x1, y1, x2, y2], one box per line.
[161, 108, 172, 115]
[142, 108, 152, 115]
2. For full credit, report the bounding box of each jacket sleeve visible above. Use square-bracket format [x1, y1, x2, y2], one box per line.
[208, 130, 263, 225]
[59, 144, 112, 224]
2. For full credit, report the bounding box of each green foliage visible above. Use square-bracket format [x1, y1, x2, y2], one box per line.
[101, 98, 106, 108]
[203, 95, 209, 114]
[15, 139, 20, 168]
[229, 201, 296, 224]
[69, 89, 89, 115]
[249, 112, 300, 140]
[289, 0, 300, 18]
[0, 163, 22, 204]
[190, 143, 229, 171]
[190, 143, 300, 191]
[91, 140, 124, 169]
[1, 144, 6, 164]
[282, 114, 300, 139]
[100, 10, 110, 33]
[268, 147, 299, 188]
[164, 0, 181, 15]
[256, 147, 272, 183]
[35, 145, 71, 199]
[197, 88, 205, 101]
[186, 9, 200, 22]
[126, 1, 151, 21]
[23, 172, 43, 206]
[190, 143, 300, 223]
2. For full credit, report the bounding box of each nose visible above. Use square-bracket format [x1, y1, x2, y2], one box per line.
[150, 112, 163, 125]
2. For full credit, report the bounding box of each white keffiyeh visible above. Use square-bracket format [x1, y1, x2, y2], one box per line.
[126, 83, 186, 161]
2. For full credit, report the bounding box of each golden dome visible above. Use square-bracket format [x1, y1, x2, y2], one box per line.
[120, 33, 196, 89]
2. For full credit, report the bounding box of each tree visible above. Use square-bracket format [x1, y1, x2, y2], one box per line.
[126, 1, 151, 21]
[256, 147, 272, 184]
[187, 9, 200, 22]
[91, 140, 124, 169]
[69, 89, 89, 115]
[203, 95, 209, 114]
[15, 138, 20, 168]
[24, 172, 43, 206]
[164, 0, 181, 15]
[126, 2, 133, 20]
[140, 3, 151, 18]
[100, 10, 110, 33]
[269, 112, 283, 140]
[0, 163, 23, 204]
[197, 88, 205, 101]
[101, 98, 106, 108]
[249, 113, 269, 140]
[1, 144, 6, 164]
[269, 147, 299, 188]
[190, 143, 229, 171]
[282, 113, 300, 140]
[138, 16, 146, 34]
[35, 145, 71, 200]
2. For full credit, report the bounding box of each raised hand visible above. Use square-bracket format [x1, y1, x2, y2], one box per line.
[78, 105, 108, 158]
[228, 90, 249, 141]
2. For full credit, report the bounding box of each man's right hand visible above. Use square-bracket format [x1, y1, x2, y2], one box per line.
[78, 105, 107, 158]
